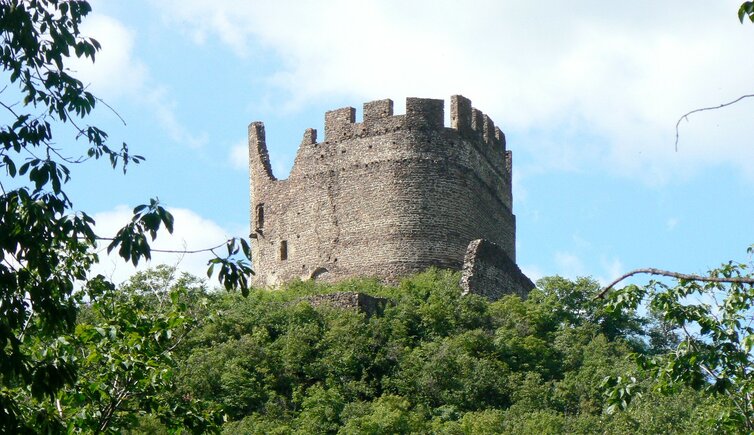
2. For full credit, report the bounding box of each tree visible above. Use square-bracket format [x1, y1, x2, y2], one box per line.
[602, 250, 754, 431]
[0, 0, 250, 430]
[171, 270, 722, 432]
[60, 268, 221, 433]
[8, 267, 222, 433]
[607, 7, 754, 429]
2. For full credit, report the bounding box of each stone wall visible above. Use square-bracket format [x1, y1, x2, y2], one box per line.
[459, 239, 534, 300]
[248, 95, 529, 299]
[299, 292, 390, 316]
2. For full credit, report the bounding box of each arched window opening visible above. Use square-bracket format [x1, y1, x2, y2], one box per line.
[310, 267, 329, 280]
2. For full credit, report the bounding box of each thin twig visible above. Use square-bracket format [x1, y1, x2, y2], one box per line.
[94, 236, 230, 255]
[49, 145, 90, 164]
[675, 93, 754, 151]
[596, 268, 754, 299]
[0, 100, 20, 117]
[96, 97, 127, 126]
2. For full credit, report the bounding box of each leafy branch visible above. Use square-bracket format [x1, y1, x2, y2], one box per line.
[603, 253, 754, 430]
[96, 237, 230, 255]
[596, 267, 754, 299]
[0, 1, 246, 431]
[104, 199, 253, 293]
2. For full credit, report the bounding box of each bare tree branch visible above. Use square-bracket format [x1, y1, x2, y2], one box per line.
[93, 237, 230, 255]
[675, 93, 754, 151]
[596, 267, 754, 299]
[95, 97, 127, 126]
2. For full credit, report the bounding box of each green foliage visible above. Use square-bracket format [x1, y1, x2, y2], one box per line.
[6, 267, 222, 433]
[171, 269, 723, 433]
[338, 395, 427, 434]
[740, 1, 754, 23]
[606, 253, 754, 431]
[107, 198, 174, 265]
[61, 268, 220, 433]
[604, 387, 725, 435]
[0, 0, 136, 429]
[207, 237, 254, 295]
[0, 2, 251, 430]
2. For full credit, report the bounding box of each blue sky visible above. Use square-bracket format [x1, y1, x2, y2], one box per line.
[55, 0, 754, 285]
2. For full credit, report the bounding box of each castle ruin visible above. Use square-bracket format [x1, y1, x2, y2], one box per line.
[248, 95, 533, 299]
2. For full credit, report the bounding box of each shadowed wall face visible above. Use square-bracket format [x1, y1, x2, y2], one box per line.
[248, 95, 528, 296]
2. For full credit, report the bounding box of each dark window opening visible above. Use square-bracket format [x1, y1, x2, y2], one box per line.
[279, 240, 288, 261]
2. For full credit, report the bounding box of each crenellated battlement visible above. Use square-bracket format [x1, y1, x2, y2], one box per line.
[249, 95, 513, 209]
[323, 97, 444, 142]
[299, 96, 511, 187]
[247, 95, 531, 298]
[450, 95, 505, 151]
[321, 96, 505, 149]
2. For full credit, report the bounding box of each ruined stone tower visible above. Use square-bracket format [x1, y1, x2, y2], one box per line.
[248, 95, 533, 299]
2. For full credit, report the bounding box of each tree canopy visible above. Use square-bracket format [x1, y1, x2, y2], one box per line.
[9, 265, 741, 433]
[0, 1, 250, 430]
[604, 249, 754, 431]
[150, 269, 727, 433]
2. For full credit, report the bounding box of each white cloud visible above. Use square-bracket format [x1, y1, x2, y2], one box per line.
[69, 14, 147, 99]
[90, 206, 233, 286]
[150, 0, 754, 182]
[146, 87, 209, 148]
[70, 12, 208, 148]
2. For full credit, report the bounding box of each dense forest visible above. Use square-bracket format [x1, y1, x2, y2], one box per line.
[20, 266, 729, 434]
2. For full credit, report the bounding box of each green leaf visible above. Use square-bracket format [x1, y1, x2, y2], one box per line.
[744, 334, 754, 352]
[740, 1, 754, 23]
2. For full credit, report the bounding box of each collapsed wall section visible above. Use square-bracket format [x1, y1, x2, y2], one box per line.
[460, 239, 534, 300]
[248, 95, 528, 298]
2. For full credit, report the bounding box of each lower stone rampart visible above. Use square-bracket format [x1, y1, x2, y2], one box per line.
[299, 292, 390, 316]
[460, 239, 535, 300]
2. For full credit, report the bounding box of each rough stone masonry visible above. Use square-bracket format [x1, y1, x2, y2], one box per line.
[248, 95, 533, 300]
